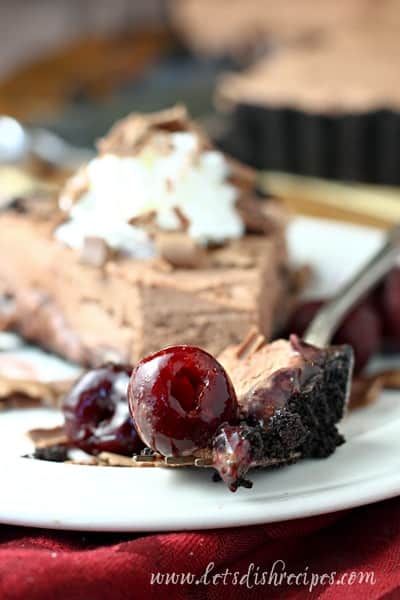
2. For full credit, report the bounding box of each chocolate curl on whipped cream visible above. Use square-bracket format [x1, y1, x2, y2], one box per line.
[154, 232, 207, 269]
[59, 105, 210, 212]
[130, 205, 207, 268]
[97, 104, 211, 157]
[59, 166, 89, 212]
[56, 104, 282, 267]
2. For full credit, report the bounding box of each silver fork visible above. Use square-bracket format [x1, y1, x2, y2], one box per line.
[304, 224, 400, 347]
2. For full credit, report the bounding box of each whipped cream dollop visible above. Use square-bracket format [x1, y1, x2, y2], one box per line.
[55, 132, 244, 257]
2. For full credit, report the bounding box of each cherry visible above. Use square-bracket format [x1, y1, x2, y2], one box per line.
[286, 300, 324, 337]
[128, 345, 239, 456]
[62, 364, 144, 456]
[334, 302, 382, 373]
[380, 267, 400, 344]
[286, 299, 382, 373]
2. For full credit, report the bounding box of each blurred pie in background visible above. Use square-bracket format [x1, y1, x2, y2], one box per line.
[169, 0, 373, 63]
[215, 7, 400, 185]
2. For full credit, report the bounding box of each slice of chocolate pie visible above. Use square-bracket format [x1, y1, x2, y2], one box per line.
[213, 331, 353, 489]
[0, 106, 296, 366]
[127, 330, 353, 490]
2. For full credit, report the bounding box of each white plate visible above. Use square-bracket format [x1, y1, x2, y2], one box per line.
[1, 216, 399, 532]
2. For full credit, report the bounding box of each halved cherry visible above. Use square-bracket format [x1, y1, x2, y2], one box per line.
[128, 346, 239, 456]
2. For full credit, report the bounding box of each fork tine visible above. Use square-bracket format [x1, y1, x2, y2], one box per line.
[194, 457, 213, 467]
[165, 456, 197, 467]
[133, 455, 160, 464]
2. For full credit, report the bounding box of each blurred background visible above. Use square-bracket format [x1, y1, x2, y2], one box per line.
[2, 0, 400, 226]
[0, 0, 214, 144]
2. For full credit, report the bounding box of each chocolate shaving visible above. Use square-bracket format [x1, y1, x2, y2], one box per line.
[149, 256, 174, 273]
[0, 394, 42, 410]
[236, 196, 274, 234]
[349, 369, 400, 410]
[27, 425, 68, 448]
[59, 166, 90, 212]
[210, 244, 256, 269]
[349, 375, 383, 410]
[155, 232, 207, 269]
[97, 105, 211, 157]
[230, 327, 267, 360]
[378, 369, 400, 389]
[129, 210, 157, 229]
[129, 206, 190, 243]
[173, 207, 190, 231]
[0, 376, 73, 409]
[226, 156, 256, 193]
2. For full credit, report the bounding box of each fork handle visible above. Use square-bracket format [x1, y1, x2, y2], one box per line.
[304, 225, 400, 347]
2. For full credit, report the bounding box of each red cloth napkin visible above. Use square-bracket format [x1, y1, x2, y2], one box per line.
[1, 497, 399, 600]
